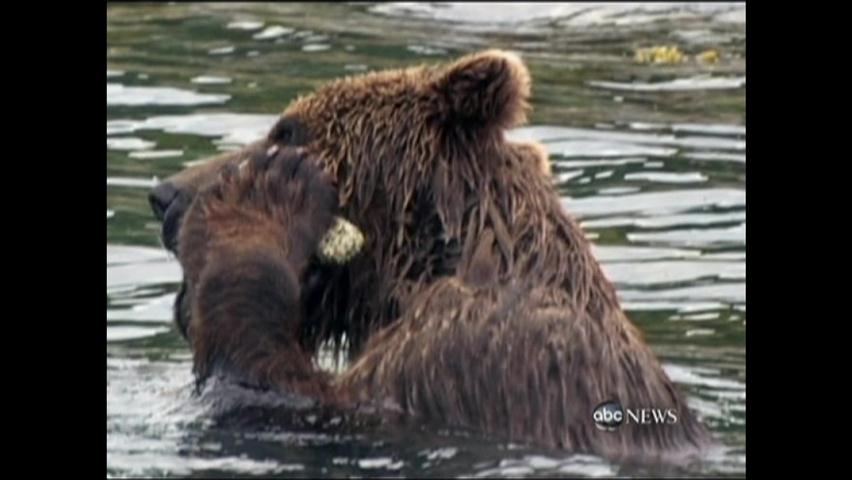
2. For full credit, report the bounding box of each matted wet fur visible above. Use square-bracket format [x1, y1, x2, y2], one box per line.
[176, 148, 339, 399]
[153, 50, 712, 462]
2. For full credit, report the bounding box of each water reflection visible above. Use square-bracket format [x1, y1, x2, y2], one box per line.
[107, 2, 745, 477]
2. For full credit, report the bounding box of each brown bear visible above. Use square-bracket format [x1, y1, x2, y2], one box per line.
[150, 50, 711, 462]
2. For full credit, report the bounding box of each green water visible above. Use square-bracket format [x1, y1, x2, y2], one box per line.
[107, 3, 745, 477]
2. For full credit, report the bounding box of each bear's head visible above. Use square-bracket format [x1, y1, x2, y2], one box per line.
[152, 50, 554, 352]
[151, 50, 548, 255]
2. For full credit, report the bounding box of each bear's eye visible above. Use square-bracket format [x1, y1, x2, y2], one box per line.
[277, 127, 292, 143]
[269, 116, 307, 146]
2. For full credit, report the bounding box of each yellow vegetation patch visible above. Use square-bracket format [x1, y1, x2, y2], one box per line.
[634, 46, 721, 65]
[634, 45, 685, 64]
[695, 49, 720, 64]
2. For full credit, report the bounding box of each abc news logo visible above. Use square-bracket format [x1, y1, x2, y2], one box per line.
[592, 401, 678, 431]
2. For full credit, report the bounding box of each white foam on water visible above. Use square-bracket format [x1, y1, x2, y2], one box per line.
[107, 70, 125, 77]
[371, 3, 743, 28]
[107, 245, 181, 287]
[108, 292, 178, 323]
[591, 245, 701, 262]
[548, 140, 677, 158]
[564, 188, 745, 219]
[556, 465, 615, 477]
[509, 125, 745, 154]
[596, 187, 640, 195]
[473, 453, 615, 478]
[478, 466, 534, 477]
[589, 76, 746, 92]
[191, 75, 232, 84]
[582, 210, 745, 230]
[407, 45, 447, 55]
[420, 447, 458, 461]
[107, 452, 294, 477]
[714, 8, 745, 24]
[525, 455, 559, 469]
[553, 170, 584, 183]
[129, 150, 184, 159]
[620, 283, 745, 304]
[107, 326, 170, 342]
[107, 120, 138, 136]
[672, 123, 745, 136]
[107, 177, 160, 189]
[670, 136, 745, 151]
[226, 20, 264, 31]
[253, 26, 293, 40]
[302, 44, 331, 52]
[622, 301, 725, 312]
[681, 312, 721, 321]
[107, 113, 278, 147]
[674, 29, 734, 46]
[107, 137, 156, 151]
[627, 223, 745, 247]
[682, 151, 746, 163]
[208, 46, 235, 55]
[629, 122, 668, 131]
[357, 457, 404, 470]
[601, 261, 744, 287]
[107, 83, 230, 106]
[663, 364, 744, 391]
[292, 30, 315, 39]
[624, 171, 708, 183]
[556, 158, 646, 168]
[107, 245, 172, 265]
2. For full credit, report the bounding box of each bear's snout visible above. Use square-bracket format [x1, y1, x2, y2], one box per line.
[150, 181, 190, 253]
[149, 181, 179, 221]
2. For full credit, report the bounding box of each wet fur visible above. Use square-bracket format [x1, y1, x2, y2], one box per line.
[282, 49, 711, 460]
[177, 149, 338, 399]
[160, 50, 711, 462]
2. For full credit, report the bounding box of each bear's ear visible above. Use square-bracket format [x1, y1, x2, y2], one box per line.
[431, 50, 531, 131]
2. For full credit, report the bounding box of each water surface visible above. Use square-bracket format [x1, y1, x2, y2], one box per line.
[107, 3, 745, 477]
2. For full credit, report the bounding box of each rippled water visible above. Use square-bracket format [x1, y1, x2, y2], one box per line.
[107, 3, 745, 477]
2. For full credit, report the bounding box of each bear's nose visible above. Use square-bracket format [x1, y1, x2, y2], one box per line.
[149, 182, 178, 221]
